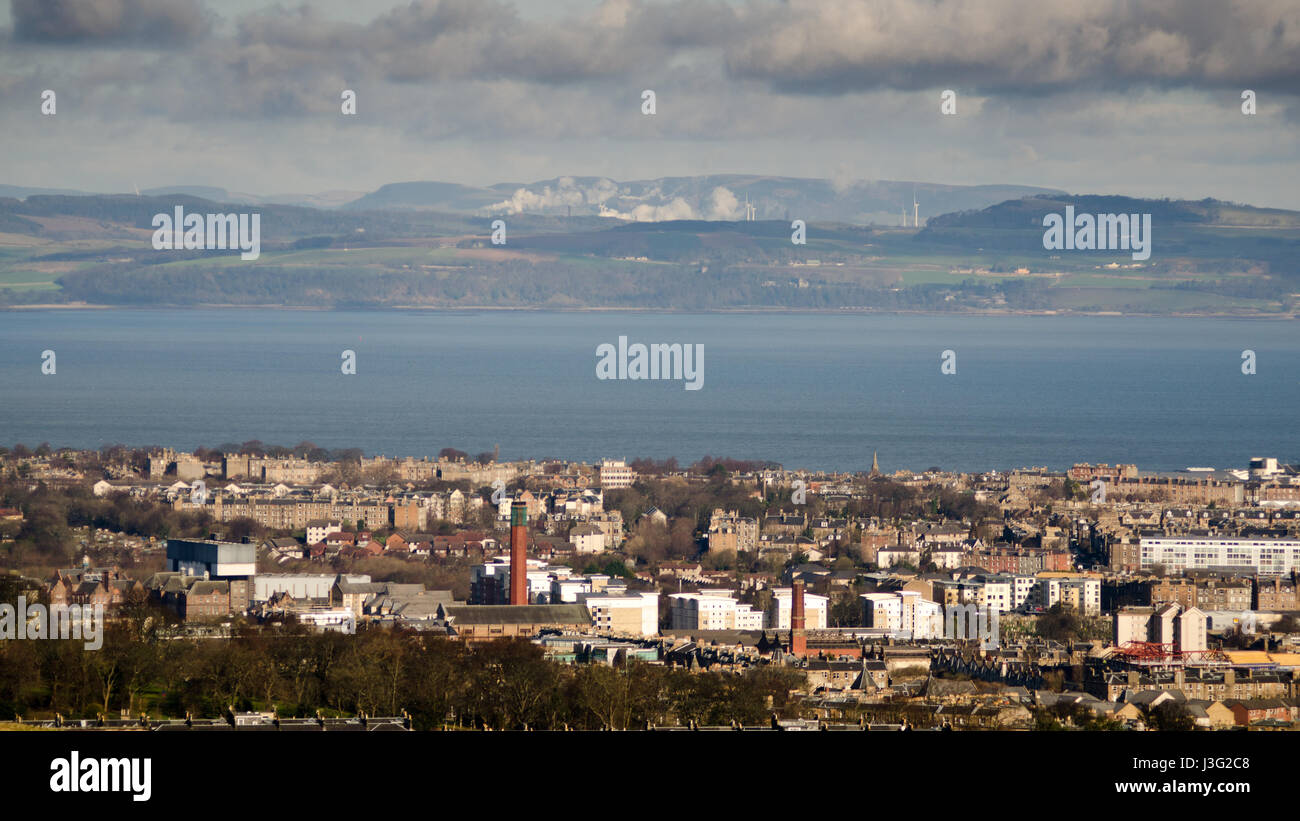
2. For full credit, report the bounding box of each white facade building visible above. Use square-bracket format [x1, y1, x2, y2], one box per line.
[862, 591, 944, 638]
[598, 460, 636, 490]
[580, 591, 659, 637]
[766, 587, 828, 630]
[669, 590, 764, 631]
[861, 593, 903, 632]
[1035, 576, 1102, 616]
[1139, 534, 1300, 576]
[253, 573, 345, 603]
[306, 520, 344, 545]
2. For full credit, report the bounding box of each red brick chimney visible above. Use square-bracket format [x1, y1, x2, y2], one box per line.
[510, 505, 528, 605]
[791, 579, 807, 656]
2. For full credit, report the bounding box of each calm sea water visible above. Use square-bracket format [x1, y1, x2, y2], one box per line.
[0, 309, 1295, 474]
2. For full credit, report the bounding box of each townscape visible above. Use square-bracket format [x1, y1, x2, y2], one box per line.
[2, 444, 1298, 732]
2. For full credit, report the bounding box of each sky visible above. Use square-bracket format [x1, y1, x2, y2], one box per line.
[2, 0, 1299, 208]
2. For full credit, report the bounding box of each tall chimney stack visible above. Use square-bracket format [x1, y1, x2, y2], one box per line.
[791, 579, 807, 656]
[510, 505, 528, 605]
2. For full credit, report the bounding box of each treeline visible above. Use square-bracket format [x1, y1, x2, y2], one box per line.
[0, 626, 806, 730]
[0, 481, 213, 565]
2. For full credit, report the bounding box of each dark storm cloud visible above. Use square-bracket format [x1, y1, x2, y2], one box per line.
[11, 0, 211, 45]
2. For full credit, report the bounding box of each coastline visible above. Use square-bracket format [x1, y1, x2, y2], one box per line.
[4, 302, 1296, 320]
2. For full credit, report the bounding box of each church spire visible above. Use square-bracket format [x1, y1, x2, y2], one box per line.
[870, 451, 880, 475]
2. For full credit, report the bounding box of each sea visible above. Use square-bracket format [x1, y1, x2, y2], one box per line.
[0, 309, 1295, 474]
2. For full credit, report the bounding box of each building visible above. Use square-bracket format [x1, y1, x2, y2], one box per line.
[860, 591, 943, 638]
[1035, 575, 1102, 616]
[1195, 579, 1252, 612]
[767, 587, 828, 630]
[1255, 576, 1300, 611]
[707, 509, 759, 553]
[439, 604, 591, 643]
[252, 573, 339, 603]
[569, 523, 606, 555]
[861, 592, 902, 632]
[668, 590, 764, 631]
[598, 460, 636, 490]
[1113, 603, 1207, 655]
[306, 519, 344, 545]
[165, 539, 255, 611]
[294, 608, 357, 634]
[1139, 533, 1300, 576]
[579, 591, 659, 637]
[470, 557, 574, 605]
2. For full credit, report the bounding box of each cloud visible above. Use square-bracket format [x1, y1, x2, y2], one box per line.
[11, 0, 212, 45]
[723, 0, 1300, 94]
[3, 1, 1300, 209]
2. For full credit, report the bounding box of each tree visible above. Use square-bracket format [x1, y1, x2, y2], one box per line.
[1144, 701, 1195, 731]
[1037, 603, 1082, 643]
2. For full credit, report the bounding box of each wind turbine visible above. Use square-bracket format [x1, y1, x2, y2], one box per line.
[913, 187, 919, 228]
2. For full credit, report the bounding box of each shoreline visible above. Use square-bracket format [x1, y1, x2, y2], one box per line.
[3, 303, 1296, 320]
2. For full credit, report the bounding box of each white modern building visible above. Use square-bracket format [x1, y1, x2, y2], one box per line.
[1035, 576, 1102, 616]
[1139, 534, 1300, 576]
[253, 573, 344, 603]
[306, 519, 344, 545]
[580, 591, 659, 637]
[166, 539, 256, 579]
[861, 591, 943, 638]
[1114, 603, 1207, 654]
[1250, 457, 1282, 479]
[766, 587, 828, 630]
[669, 590, 764, 630]
[977, 578, 1013, 613]
[598, 459, 636, 490]
[861, 593, 903, 632]
[294, 607, 357, 634]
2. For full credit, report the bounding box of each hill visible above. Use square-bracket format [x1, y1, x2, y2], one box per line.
[0, 189, 1294, 317]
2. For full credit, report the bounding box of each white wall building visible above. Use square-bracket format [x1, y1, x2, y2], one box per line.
[253, 573, 344, 603]
[569, 524, 606, 555]
[580, 591, 659, 637]
[862, 591, 944, 638]
[861, 593, 903, 632]
[306, 519, 344, 545]
[669, 590, 764, 631]
[598, 459, 636, 490]
[1139, 534, 1300, 576]
[766, 587, 828, 630]
[977, 579, 1013, 613]
[1035, 576, 1102, 616]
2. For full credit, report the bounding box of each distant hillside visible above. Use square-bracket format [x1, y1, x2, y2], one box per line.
[342, 174, 1065, 225]
[919, 195, 1300, 273]
[0, 184, 91, 199]
[0, 194, 597, 243]
[1, 187, 1295, 317]
[343, 181, 510, 212]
